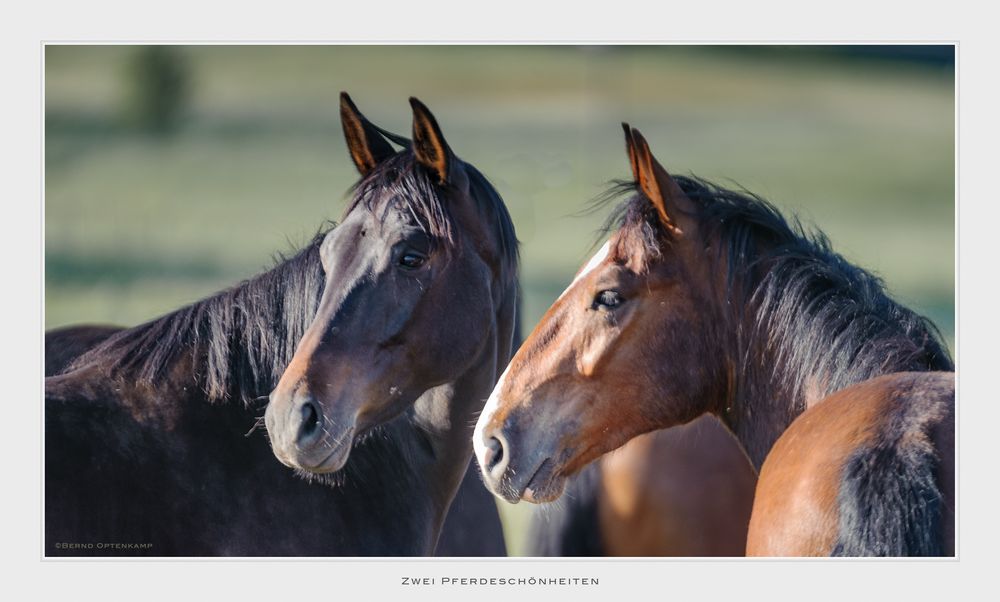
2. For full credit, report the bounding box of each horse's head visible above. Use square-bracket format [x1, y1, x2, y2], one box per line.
[474, 125, 727, 503]
[266, 94, 517, 474]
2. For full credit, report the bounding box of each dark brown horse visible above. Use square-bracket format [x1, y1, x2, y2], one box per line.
[528, 414, 756, 556]
[44, 94, 515, 556]
[474, 125, 953, 556]
[44, 325, 505, 557]
[263, 94, 519, 551]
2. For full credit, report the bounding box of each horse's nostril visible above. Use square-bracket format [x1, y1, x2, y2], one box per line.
[486, 436, 505, 472]
[298, 400, 322, 443]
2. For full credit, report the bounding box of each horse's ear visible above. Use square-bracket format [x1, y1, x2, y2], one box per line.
[410, 97, 454, 185]
[340, 92, 396, 177]
[622, 123, 641, 187]
[623, 125, 691, 235]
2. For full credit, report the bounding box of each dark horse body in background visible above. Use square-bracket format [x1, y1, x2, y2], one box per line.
[476, 125, 953, 556]
[529, 415, 756, 556]
[44, 95, 515, 556]
[45, 325, 504, 557]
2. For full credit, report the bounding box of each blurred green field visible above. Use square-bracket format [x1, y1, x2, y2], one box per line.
[44, 45, 955, 556]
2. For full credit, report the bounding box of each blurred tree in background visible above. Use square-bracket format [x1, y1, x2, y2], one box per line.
[124, 46, 189, 135]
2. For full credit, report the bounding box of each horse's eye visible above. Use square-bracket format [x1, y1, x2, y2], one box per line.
[399, 252, 427, 270]
[593, 290, 623, 310]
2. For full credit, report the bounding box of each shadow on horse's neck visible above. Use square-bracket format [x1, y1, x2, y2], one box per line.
[717, 248, 952, 469]
[685, 184, 954, 470]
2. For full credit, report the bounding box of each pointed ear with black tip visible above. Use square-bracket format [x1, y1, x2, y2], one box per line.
[622, 123, 641, 187]
[623, 126, 693, 235]
[340, 92, 396, 177]
[410, 97, 454, 185]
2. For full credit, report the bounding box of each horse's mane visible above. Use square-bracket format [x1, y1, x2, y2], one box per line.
[69, 228, 330, 405]
[347, 150, 519, 285]
[602, 175, 953, 423]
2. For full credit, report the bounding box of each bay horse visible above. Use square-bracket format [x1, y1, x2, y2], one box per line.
[474, 125, 953, 556]
[263, 94, 519, 552]
[43, 326, 504, 556]
[44, 94, 515, 556]
[527, 414, 756, 556]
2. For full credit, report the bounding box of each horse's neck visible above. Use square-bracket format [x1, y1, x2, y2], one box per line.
[408, 283, 517, 532]
[720, 384, 802, 472]
[309, 353, 503, 555]
[721, 319, 938, 472]
[722, 308, 888, 469]
[413, 340, 501, 489]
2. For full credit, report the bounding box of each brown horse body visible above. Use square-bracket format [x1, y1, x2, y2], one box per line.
[529, 414, 756, 557]
[747, 372, 954, 556]
[476, 125, 953, 556]
[596, 415, 756, 556]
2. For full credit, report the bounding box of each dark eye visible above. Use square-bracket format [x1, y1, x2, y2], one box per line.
[399, 252, 427, 270]
[593, 290, 623, 310]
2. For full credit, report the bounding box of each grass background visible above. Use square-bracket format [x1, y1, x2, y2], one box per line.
[44, 45, 955, 555]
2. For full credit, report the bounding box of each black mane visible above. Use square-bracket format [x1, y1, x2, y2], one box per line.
[68, 229, 330, 405]
[348, 151, 519, 285]
[603, 175, 952, 460]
